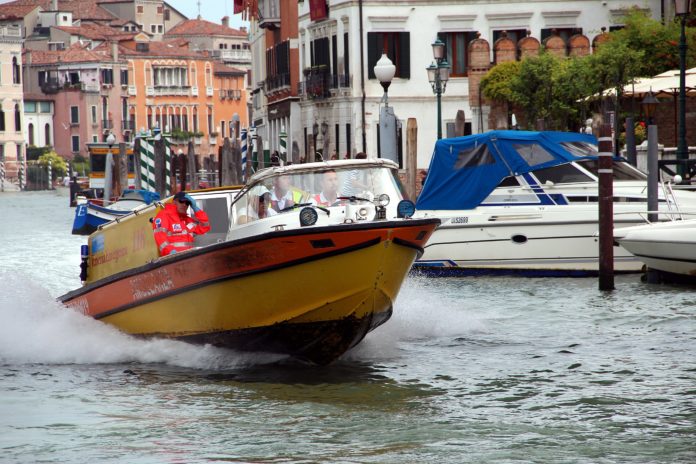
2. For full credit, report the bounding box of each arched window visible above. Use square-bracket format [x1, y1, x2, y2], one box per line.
[144, 61, 152, 86]
[14, 104, 20, 131]
[190, 63, 197, 88]
[28, 123, 34, 145]
[45, 123, 51, 146]
[12, 57, 20, 84]
[205, 62, 212, 88]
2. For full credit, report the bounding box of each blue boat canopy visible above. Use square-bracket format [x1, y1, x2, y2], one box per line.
[416, 130, 599, 210]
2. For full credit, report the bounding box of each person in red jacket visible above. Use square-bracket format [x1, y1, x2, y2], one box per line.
[152, 191, 211, 256]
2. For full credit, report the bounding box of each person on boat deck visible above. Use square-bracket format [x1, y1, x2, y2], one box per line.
[270, 175, 305, 212]
[153, 191, 210, 256]
[312, 170, 340, 206]
[237, 185, 277, 224]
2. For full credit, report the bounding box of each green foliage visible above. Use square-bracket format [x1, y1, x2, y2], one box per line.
[610, 9, 694, 76]
[171, 128, 193, 141]
[26, 145, 53, 161]
[481, 61, 522, 102]
[37, 151, 68, 180]
[478, 8, 692, 131]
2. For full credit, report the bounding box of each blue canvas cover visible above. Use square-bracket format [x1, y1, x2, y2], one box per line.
[416, 130, 598, 210]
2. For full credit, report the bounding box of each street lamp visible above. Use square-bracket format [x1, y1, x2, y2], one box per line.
[675, 0, 692, 176]
[374, 53, 399, 162]
[427, 37, 450, 140]
[641, 90, 660, 124]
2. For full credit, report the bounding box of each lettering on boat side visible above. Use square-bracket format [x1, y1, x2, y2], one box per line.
[130, 268, 174, 300]
[90, 247, 128, 266]
[450, 217, 469, 224]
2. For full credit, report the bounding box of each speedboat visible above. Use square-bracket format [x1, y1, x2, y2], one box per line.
[414, 130, 696, 276]
[615, 219, 696, 278]
[59, 160, 439, 364]
[71, 189, 161, 235]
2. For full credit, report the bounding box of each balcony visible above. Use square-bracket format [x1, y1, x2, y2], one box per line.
[40, 78, 60, 94]
[265, 73, 290, 92]
[102, 119, 114, 131]
[210, 49, 252, 64]
[206, 86, 214, 97]
[191, 86, 199, 96]
[121, 120, 135, 132]
[128, 85, 136, 96]
[219, 89, 227, 100]
[146, 86, 154, 96]
[299, 69, 351, 100]
[153, 85, 190, 96]
[258, 0, 280, 29]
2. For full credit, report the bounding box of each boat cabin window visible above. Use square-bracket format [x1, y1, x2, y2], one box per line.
[454, 144, 495, 169]
[531, 163, 594, 185]
[193, 196, 230, 246]
[513, 143, 555, 166]
[576, 160, 647, 180]
[231, 165, 405, 226]
[560, 141, 598, 158]
[497, 176, 520, 187]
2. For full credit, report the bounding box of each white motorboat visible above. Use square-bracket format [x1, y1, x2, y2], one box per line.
[414, 130, 696, 276]
[615, 219, 696, 277]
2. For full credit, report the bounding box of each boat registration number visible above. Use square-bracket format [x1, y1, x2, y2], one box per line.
[450, 217, 469, 224]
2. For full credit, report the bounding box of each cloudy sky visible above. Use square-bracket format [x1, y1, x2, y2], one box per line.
[162, 0, 248, 28]
[0, 0, 248, 29]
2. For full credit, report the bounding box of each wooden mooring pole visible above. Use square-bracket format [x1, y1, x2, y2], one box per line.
[598, 123, 615, 290]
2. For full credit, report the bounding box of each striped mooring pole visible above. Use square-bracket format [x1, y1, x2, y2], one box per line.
[18, 154, 24, 191]
[598, 123, 614, 291]
[279, 127, 287, 164]
[47, 159, 52, 190]
[0, 160, 5, 192]
[241, 127, 248, 181]
[139, 137, 157, 192]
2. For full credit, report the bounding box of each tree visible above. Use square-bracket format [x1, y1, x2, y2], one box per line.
[38, 151, 68, 181]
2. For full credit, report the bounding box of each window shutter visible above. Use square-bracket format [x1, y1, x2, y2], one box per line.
[398, 32, 410, 79]
[367, 32, 379, 79]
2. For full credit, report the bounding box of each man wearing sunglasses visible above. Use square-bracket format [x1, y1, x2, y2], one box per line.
[152, 191, 211, 256]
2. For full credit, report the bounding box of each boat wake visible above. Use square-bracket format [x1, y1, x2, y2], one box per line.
[0, 273, 285, 369]
[347, 275, 488, 361]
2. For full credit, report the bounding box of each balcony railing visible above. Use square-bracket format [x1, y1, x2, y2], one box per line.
[121, 120, 135, 131]
[206, 86, 214, 97]
[102, 119, 114, 130]
[153, 85, 190, 96]
[210, 49, 252, 63]
[299, 70, 351, 100]
[258, 0, 280, 29]
[128, 85, 136, 96]
[146, 86, 154, 96]
[40, 78, 60, 94]
[265, 73, 290, 92]
[191, 86, 199, 96]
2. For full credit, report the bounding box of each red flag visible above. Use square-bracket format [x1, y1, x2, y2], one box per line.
[233, 0, 244, 14]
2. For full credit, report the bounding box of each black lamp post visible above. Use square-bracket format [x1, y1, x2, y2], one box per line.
[675, 0, 692, 174]
[427, 37, 451, 140]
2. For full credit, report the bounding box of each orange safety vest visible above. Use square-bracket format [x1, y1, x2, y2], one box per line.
[152, 203, 211, 256]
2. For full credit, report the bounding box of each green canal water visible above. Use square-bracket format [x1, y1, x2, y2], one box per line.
[1, 190, 694, 463]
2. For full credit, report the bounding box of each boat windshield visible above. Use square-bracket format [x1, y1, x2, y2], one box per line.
[576, 159, 647, 180]
[231, 165, 405, 225]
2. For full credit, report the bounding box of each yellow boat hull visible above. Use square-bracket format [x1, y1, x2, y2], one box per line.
[61, 220, 439, 364]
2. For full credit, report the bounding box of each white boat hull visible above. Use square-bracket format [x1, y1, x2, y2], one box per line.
[415, 205, 670, 275]
[618, 223, 696, 276]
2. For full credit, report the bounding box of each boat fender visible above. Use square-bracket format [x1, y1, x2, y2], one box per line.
[79, 244, 89, 283]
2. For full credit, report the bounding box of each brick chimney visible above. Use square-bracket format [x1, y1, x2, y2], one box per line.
[221, 16, 229, 28]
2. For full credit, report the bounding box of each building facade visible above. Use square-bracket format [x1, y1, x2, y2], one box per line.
[0, 25, 25, 183]
[295, 0, 663, 169]
[121, 37, 248, 160]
